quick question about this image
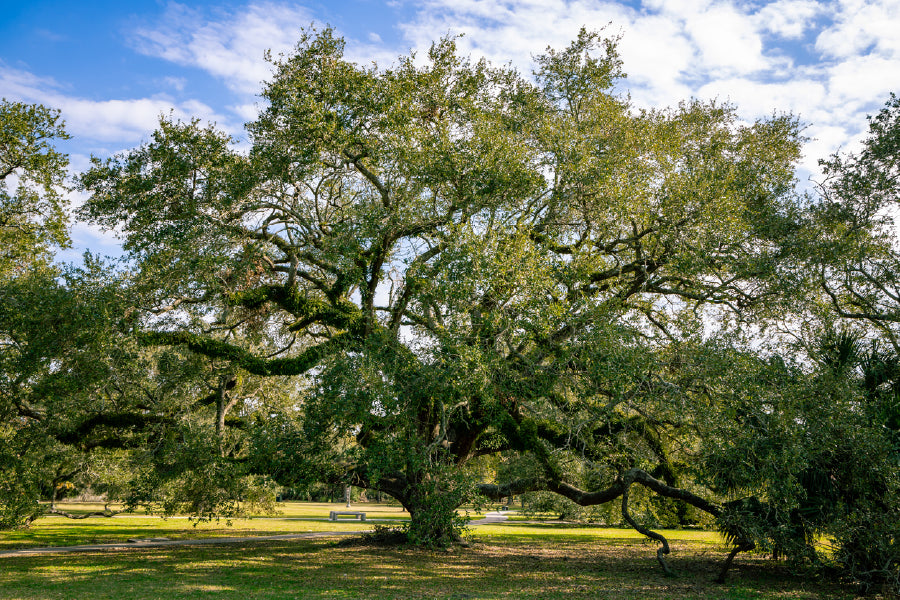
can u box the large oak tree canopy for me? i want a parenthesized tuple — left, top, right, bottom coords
(79, 28, 807, 545)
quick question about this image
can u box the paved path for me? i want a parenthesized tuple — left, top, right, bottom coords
(0, 512, 511, 558)
(468, 510, 510, 526)
(0, 531, 364, 558)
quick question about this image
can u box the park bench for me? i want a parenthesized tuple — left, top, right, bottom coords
(329, 510, 366, 521)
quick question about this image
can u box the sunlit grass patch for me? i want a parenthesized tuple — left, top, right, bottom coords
(0, 512, 372, 551)
(0, 503, 860, 599)
(469, 521, 726, 546)
(0, 535, 855, 599)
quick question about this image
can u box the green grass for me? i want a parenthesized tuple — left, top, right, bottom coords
(0, 502, 408, 550)
(0, 502, 499, 551)
(0, 504, 860, 599)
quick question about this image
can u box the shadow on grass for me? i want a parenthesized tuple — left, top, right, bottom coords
(0, 536, 857, 600)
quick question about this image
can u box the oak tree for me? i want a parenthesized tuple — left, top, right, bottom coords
(80, 28, 807, 547)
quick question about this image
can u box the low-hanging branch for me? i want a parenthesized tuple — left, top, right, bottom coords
(477, 468, 721, 517)
(54, 412, 176, 448)
(621, 481, 674, 577)
(478, 468, 726, 579)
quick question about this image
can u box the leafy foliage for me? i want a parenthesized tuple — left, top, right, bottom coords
(5, 29, 900, 595)
(0, 100, 70, 277)
(75, 27, 809, 548)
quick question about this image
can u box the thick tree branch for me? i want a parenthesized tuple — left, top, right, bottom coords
(139, 330, 356, 376)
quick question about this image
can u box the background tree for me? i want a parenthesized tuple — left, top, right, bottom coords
(0, 100, 71, 526)
(0, 99, 70, 277)
(0, 100, 280, 524)
(780, 93, 900, 592)
(0, 256, 288, 526)
(813, 94, 900, 346)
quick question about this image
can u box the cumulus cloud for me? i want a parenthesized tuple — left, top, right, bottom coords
(162, 76, 187, 91)
(62, 99, 192, 141)
(689, 6, 767, 73)
(815, 0, 900, 59)
(0, 63, 235, 156)
(646, 0, 768, 75)
(616, 15, 696, 106)
(696, 77, 826, 117)
(756, 0, 823, 39)
(826, 55, 900, 108)
(812, 0, 900, 119)
(131, 1, 314, 95)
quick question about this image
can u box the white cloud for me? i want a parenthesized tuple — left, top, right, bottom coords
(825, 54, 900, 109)
(616, 15, 696, 106)
(805, 124, 861, 165)
(131, 1, 314, 95)
(0, 65, 62, 102)
(642, 0, 713, 13)
(342, 40, 412, 69)
(61, 98, 188, 142)
(0, 64, 234, 147)
(685, 4, 767, 74)
(816, 0, 900, 59)
(162, 76, 187, 91)
(756, 0, 823, 39)
(697, 77, 825, 117)
(643, 1, 769, 75)
(231, 102, 263, 123)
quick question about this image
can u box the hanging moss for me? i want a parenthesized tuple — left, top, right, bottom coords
(227, 284, 363, 333)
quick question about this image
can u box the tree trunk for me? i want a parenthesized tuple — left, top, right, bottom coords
(405, 498, 462, 547)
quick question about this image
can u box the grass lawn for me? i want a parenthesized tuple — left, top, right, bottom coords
(0, 502, 497, 551)
(0, 503, 861, 599)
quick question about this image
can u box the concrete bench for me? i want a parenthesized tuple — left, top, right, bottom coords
(329, 511, 366, 521)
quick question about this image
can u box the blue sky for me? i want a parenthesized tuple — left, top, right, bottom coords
(2, 0, 899, 261)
